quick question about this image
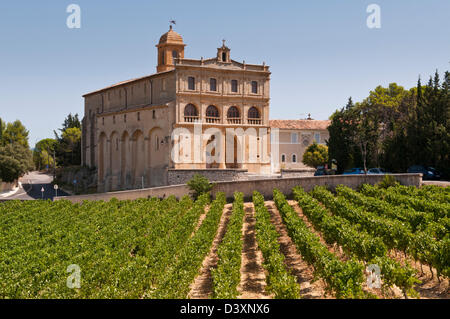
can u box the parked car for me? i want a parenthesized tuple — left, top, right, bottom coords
(342, 168, 365, 175)
(314, 166, 337, 176)
(407, 165, 441, 180)
(368, 168, 391, 175)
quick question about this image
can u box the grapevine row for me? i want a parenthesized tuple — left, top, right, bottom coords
(273, 189, 366, 299)
(253, 191, 301, 299)
(293, 187, 419, 298)
(151, 192, 227, 299)
(212, 192, 245, 299)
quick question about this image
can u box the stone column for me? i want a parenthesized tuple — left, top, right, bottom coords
(144, 136, 150, 188)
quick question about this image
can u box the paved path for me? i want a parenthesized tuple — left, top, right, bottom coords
(1, 171, 69, 200)
(422, 181, 450, 187)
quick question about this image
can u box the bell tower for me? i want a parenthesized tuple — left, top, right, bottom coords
(156, 25, 186, 73)
(217, 40, 231, 63)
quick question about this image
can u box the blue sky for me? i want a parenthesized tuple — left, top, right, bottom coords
(0, 0, 449, 146)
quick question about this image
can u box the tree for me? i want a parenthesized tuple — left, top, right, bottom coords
(327, 70, 449, 178)
(62, 127, 81, 165)
(302, 142, 329, 168)
(33, 138, 58, 170)
(0, 143, 33, 182)
(54, 114, 82, 167)
(0, 118, 4, 142)
(327, 98, 357, 173)
(1, 120, 30, 148)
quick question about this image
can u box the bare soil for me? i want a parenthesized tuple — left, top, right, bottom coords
(188, 204, 233, 299)
(265, 201, 329, 299)
(388, 250, 450, 299)
(237, 203, 272, 299)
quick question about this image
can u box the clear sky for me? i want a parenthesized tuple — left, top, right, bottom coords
(0, 0, 449, 147)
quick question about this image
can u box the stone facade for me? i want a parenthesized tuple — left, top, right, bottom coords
(82, 26, 272, 192)
(270, 119, 331, 173)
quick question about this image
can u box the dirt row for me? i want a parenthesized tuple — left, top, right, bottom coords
(188, 199, 449, 299)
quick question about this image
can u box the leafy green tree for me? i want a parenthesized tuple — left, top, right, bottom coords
(54, 114, 82, 167)
(33, 138, 58, 170)
(1, 120, 30, 148)
(327, 98, 357, 173)
(302, 142, 329, 168)
(0, 143, 33, 182)
(0, 118, 5, 142)
(62, 127, 81, 165)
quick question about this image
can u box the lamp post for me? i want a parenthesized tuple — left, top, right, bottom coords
(41, 187, 44, 200)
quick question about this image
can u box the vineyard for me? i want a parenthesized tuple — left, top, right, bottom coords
(0, 184, 448, 299)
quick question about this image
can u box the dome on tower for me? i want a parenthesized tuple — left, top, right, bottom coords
(159, 26, 184, 45)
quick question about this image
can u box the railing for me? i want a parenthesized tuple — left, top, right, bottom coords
(227, 118, 242, 124)
(184, 116, 200, 123)
(206, 117, 221, 124)
(248, 118, 262, 125)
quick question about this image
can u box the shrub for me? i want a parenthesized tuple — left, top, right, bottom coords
(187, 174, 213, 199)
(302, 142, 328, 168)
(377, 175, 399, 189)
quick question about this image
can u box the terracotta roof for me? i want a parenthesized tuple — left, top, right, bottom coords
(269, 119, 331, 130)
(82, 70, 174, 97)
(159, 27, 184, 45)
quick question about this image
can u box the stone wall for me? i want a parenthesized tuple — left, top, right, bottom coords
(0, 181, 17, 193)
(55, 184, 190, 204)
(167, 169, 249, 185)
(56, 173, 422, 204)
(211, 174, 422, 200)
(281, 168, 316, 178)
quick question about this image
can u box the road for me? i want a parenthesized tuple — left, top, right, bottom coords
(2, 171, 69, 200)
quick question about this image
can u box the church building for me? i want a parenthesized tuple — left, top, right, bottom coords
(81, 26, 273, 192)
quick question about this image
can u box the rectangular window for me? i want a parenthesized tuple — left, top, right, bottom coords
(231, 80, 238, 93)
(314, 133, 320, 144)
(188, 77, 195, 90)
(153, 110, 156, 119)
(124, 114, 127, 123)
(113, 115, 116, 124)
(251, 81, 258, 94)
(137, 112, 140, 121)
(210, 78, 217, 91)
(291, 132, 298, 144)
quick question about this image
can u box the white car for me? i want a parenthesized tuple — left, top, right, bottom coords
(367, 168, 390, 175)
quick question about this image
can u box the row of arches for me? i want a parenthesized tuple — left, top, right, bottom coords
(184, 104, 261, 119)
(98, 128, 166, 190)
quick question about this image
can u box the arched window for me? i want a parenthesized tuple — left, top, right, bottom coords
(184, 104, 198, 122)
(160, 52, 165, 65)
(206, 105, 220, 123)
(206, 105, 219, 118)
(248, 107, 260, 119)
(172, 50, 178, 59)
(227, 106, 240, 118)
(292, 154, 297, 163)
(184, 104, 198, 117)
(281, 154, 286, 163)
